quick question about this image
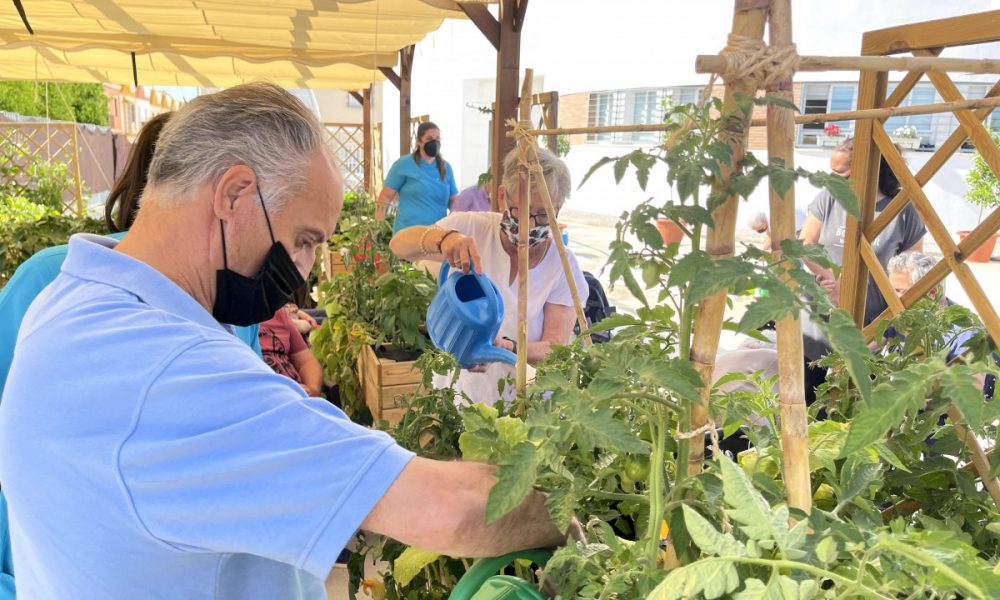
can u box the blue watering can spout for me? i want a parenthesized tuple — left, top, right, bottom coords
(470, 343, 517, 367)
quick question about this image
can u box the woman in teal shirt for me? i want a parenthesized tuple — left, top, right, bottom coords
(376, 121, 459, 233)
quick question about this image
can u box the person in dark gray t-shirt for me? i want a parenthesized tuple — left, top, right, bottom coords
(799, 138, 926, 361)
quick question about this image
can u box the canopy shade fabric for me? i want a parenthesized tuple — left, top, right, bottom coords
(1, 0, 480, 89)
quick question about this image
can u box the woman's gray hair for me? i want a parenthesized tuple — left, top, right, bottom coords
(501, 146, 571, 210)
(888, 251, 944, 296)
(145, 82, 326, 211)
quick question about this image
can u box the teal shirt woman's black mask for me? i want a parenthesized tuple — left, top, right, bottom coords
(212, 183, 305, 327)
(423, 139, 440, 157)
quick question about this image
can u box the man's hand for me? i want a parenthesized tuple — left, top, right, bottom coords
(440, 233, 483, 275)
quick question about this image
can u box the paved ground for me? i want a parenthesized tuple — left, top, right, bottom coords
(325, 211, 1000, 599)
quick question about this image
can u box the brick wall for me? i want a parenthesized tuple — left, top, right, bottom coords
(558, 92, 589, 145)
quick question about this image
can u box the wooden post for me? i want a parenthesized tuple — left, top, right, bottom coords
(362, 86, 373, 193)
(838, 68, 887, 325)
(493, 0, 526, 209)
(545, 91, 559, 154)
(399, 45, 415, 158)
(515, 70, 534, 397)
(686, 0, 767, 477)
(70, 123, 84, 216)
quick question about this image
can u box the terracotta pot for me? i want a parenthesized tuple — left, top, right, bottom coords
(655, 217, 685, 245)
(958, 230, 999, 263)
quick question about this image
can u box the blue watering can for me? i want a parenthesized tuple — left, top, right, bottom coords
(427, 261, 517, 369)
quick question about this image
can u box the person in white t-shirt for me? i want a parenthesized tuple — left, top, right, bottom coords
(390, 147, 587, 405)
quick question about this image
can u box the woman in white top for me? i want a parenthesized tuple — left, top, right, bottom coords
(389, 147, 587, 405)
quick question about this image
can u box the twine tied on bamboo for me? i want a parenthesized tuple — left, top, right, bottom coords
(719, 33, 801, 88)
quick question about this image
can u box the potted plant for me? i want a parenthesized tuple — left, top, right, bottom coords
(310, 217, 435, 424)
(961, 132, 1000, 262)
(818, 122, 845, 147)
(890, 124, 922, 150)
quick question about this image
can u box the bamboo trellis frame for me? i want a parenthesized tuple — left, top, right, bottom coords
(691, 5, 1000, 511)
(0, 121, 84, 216)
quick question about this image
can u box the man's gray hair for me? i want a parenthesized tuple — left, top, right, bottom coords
(146, 82, 326, 211)
(501, 146, 571, 210)
(888, 251, 944, 296)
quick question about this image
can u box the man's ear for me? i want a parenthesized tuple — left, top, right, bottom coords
(212, 164, 257, 221)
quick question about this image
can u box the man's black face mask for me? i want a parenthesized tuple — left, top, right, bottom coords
(212, 183, 305, 327)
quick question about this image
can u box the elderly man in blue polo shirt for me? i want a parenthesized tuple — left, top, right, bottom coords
(0, 83, 567, 599)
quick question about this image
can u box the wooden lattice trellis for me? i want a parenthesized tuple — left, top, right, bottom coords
(409, 114, 430, 150)
(323, 123, 365, 194)
(0, 121, 84, 215)
(841, 17, 1000, 348)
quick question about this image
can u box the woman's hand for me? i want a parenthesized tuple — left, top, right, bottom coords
(440, 232, 483, 274)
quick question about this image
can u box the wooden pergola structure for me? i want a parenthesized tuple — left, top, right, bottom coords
(508, 3, 1000, 515)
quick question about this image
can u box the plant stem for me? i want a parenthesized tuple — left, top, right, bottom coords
(646, 415, 667, 563)
(618, 392, 682, 412)
(697, 557, 894, 600)
(587, 490, 650, 504)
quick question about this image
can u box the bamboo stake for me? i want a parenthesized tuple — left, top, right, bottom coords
(515, 70, 534, 398)
(685, 1, 768, 477)
(696, 53, 1000, 75)
(949, 406, 1000, 508)
(511, 132, 592, 347)
(764, 0, 811, 515)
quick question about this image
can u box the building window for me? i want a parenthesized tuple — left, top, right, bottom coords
(587, 91, 625, 142)
(798, 83, 857, 145)
(884, 83, 936, 144)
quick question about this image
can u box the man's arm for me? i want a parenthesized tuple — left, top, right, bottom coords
(290, 349, 323, 397)
(361, 458, 566, 557)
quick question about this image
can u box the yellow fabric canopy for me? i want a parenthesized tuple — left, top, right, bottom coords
(1, 0, 480, 89)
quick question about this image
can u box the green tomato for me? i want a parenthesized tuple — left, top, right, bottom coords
(639, 422, 654, 443)
(624, 455, 651, 482)
(813, 483, 837, 511)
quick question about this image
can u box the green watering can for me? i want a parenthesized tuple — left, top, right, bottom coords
(448, 549, 551, 600)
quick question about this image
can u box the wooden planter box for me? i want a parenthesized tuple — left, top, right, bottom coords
(320, 247, 351, 281)
(358, 344, 422, 426)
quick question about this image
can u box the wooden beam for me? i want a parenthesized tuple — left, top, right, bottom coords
(513, 0, 529, 32)
(696, 53, 1000, 75)
(545, 91, 558, 153)
(349, 91, 364, 105)
(460, 3, 500, 51)
(378, 67, 401, 91)
(399, 45, 415, 158)
(838, 68, 887, 326)
(862, 10, 1000, 55)
(491, 0, 523, 208)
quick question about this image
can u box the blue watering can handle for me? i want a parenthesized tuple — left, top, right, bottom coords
(448, 549, 552, 600)
(438, 259, 451, 288)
